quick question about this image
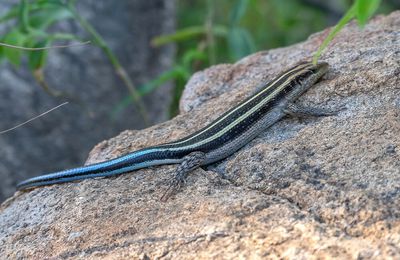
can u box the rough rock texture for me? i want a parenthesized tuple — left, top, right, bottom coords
(1, 11, 400, 259)
(0, 0, 175, 202)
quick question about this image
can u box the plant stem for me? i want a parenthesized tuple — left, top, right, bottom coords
(312, 4, 356, 65)
(68, 5, 149, 125)
(33, 68, 81, 103)
(151, 25, 227, 47)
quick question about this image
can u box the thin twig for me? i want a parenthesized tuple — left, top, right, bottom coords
(0, 102, 69, 134)
(0, 41, 91, 51)
(33, 69, 82, 104)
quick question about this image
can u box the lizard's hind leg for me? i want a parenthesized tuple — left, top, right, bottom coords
(161, 151, 206, 201)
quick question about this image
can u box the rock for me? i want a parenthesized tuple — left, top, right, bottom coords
(1, 11, 400, 259)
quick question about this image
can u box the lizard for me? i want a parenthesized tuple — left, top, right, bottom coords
(17, 61, 340, 200)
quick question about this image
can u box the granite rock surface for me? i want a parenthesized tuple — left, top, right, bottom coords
(1, 11, 400, 259)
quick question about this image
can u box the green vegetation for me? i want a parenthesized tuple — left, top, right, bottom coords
(154, 0, 394, 115)
(0, 0, 397, 120)
(313, 0, 383, 64)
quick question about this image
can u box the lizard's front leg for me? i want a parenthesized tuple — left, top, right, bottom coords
(283, 102, 345, 117)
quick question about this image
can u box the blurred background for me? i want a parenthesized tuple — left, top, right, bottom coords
(0, 0, 398, 201)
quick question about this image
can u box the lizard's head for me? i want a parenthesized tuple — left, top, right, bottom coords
(293, 61, 329, 83)
(312, 61, 329, 79)
(281, 61, 329, 100)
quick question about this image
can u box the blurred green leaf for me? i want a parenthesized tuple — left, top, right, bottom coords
(18, 0, 30, 33)
(139, 67, 187, 96)
(0, 44, 4, 62)
(36, 0, 65, 7)
(228, 27, 255, 60)
(29, 6, 73, 30)
(313, 0, 383, 64)
(28, 40, 50, 70)
(111, 65, 191, 119)
(152, 26, 203, 46)
(0, 1, 66, 23)
(152, 25, 227, 47)
(230, 0, 249, 25)
(24, 28, 49, 41)
(0, 6, 19, 23)
(111, 68, 180, 118)
(356, 0, 381, 26)
(182, 49, 207, 68)
(2, 29, 27, 66)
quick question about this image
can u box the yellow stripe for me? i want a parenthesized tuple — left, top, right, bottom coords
(167, 66, 313, 150)
(162, 63, 314, 147)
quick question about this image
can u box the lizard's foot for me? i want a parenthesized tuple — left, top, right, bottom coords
(160, 151, 205, 202)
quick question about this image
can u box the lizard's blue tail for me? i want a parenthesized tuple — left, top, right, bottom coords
(17, 148, 181, 190)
